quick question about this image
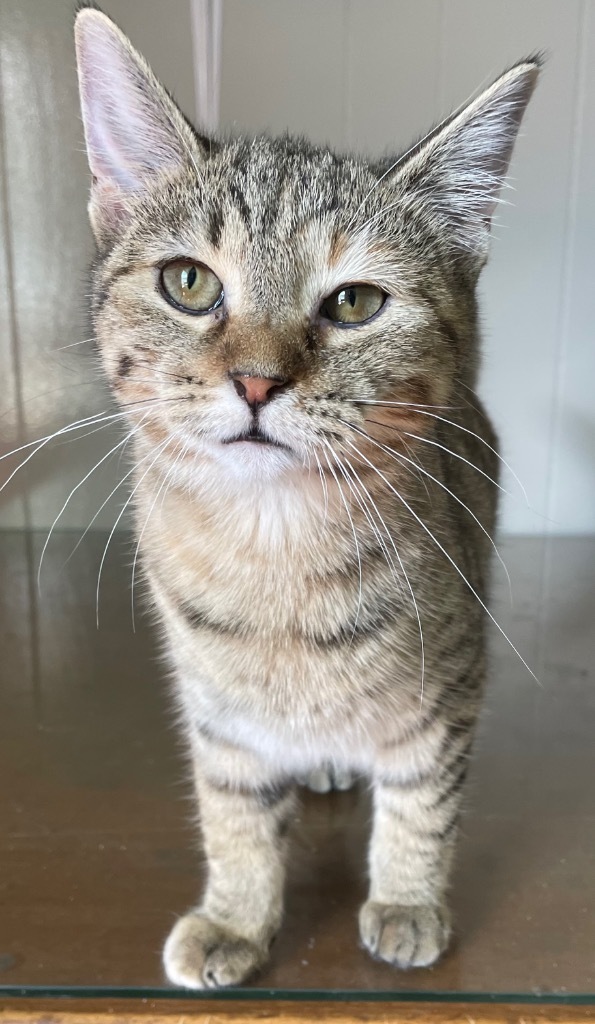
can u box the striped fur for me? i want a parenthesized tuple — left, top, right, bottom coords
(75, 7, 539, 989)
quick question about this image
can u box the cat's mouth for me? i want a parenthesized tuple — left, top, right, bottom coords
(222, 425, 289, 450)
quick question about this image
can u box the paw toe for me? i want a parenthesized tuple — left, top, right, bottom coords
(303, 766, 357, 793)
(163, 913, 265, 989)
(359, 901, 450, 969)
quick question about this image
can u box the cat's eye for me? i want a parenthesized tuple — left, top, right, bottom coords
(320, 284, 386, 325)
(159, 259, 223, 314)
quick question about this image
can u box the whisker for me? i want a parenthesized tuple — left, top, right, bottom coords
(344, 437, 539, 684)
(321, 444, 363, 645)
(0, 411, 123, 498)
(333, 448, 401, 589)
(53, 337, 95, 351)
(342, 418, 512, 601)
(403, 430, 509, 496)
(337, 445, 426, 707)
(115, 421, 139, 474)
(311, 448, 330, 532)
(120, 396, 191, 411)
(0, 396, 185, 467)
(0, 381, 115, 423)
(0, 399, 187, 504)
(0, 409, 112, 464)
(353, 398, 456, 410)
(134, 361, 197, 382)
(54, 420, 122, 447)
(416, 409, 530, 505)
(117, 377, 166, 386)
(131, 441, 188, 632)
(62, 412, 160, 570)
(361, 421, 434, 497)
(37, 422, 142, 592)
(363, 411, 525, 504)
(401, 434, 431, 500)
(96, 437, 172, 628)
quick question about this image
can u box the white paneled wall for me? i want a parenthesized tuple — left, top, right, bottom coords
(0, 0, 196, 530)
(220, 0, 595, 535)
(0, 0, 593, 534)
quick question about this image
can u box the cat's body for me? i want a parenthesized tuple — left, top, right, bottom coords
(75, 8, 538, 989)
(139, 393, 495, 772)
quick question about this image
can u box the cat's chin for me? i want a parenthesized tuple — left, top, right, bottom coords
(209, 437, 301, 483)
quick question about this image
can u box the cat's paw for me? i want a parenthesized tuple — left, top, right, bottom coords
(359, 901, 451, 969)
(302, 766, 356, 793)
(163, 913, 267, 989)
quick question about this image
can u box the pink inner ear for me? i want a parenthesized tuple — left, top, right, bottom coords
(76, 11, 187, 193)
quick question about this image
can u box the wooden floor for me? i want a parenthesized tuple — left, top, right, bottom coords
(0, 532, 594, 1007)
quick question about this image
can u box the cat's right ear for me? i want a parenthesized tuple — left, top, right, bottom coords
(389, 58, 540, 268)
(75, 7, 203, 245)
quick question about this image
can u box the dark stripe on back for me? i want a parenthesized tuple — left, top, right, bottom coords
(434, 812, 460, 844)
(311, 594, 403, 649)
(307, 542, 387, 585)
(177, 590, 401, 650)
(381, 700, 444, 749)
(433, 758, 470, 807)
(178, 601, 245, 639)
(195, 720, 220, 744)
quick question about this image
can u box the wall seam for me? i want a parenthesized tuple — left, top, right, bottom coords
(190, 0, 224, 132)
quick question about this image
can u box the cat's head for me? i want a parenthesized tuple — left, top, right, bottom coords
(75, 9, 538, 490)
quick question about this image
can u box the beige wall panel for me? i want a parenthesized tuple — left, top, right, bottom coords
(0, 0, 193, 531)
(220, 0, 346, 146)
(219, 0, 590, 534)
(1, 1, 593, 534)
(0, 51, 26, 528)
(547, 0, 595, 533)
(101, 0, 197, 123)
(346, 0, 444, 156)
(0, 0, 113, 531)
(438, 0, 583, 535)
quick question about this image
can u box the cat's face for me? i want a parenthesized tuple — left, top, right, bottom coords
(77, 9, 538, 489)
(94, 137, 457, 484)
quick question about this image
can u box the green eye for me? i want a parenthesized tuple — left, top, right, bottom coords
(321, 284, 386, 325)
(160, 259, 223, 314)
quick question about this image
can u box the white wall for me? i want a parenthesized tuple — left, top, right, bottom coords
(219, 0, 595, 535)
(0, 0, 593, 535)
(0, 0, 196, 530)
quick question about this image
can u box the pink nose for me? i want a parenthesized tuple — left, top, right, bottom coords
(231, 375, 286, 407)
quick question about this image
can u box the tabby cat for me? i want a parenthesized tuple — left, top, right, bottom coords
(74, 7, 538, 989)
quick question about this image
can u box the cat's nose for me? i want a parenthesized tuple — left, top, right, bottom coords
(231, 374, 288, 409)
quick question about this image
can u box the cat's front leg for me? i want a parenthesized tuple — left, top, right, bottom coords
(163, 728, 296, 989)
(360, 713, 473, 970)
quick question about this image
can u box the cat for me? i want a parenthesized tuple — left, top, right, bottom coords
(74, 6, 538, 989)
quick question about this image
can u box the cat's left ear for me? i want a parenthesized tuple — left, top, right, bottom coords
(75, 7, 205, 244)
(392, 58, 541, 264)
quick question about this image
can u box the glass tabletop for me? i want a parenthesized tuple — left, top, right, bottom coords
(0, 532, 593, 1005)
